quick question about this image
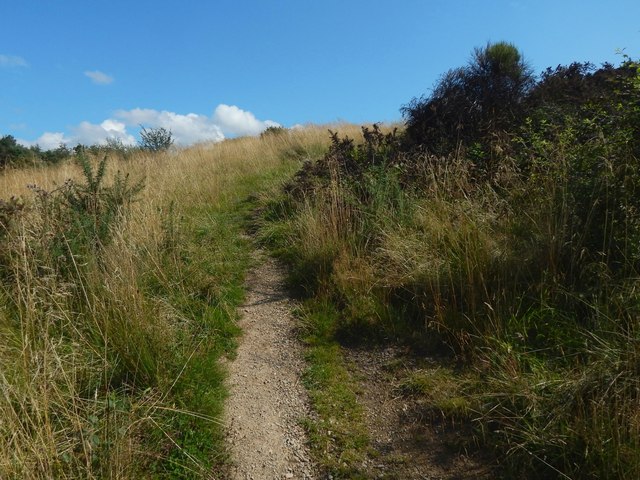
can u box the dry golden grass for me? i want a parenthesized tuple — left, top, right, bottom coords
(0, 124, 363, 478)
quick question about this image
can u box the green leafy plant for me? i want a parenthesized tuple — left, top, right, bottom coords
(29, 154, 144, 274)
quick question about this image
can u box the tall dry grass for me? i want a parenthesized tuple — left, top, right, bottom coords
(0, 124, 361, 478)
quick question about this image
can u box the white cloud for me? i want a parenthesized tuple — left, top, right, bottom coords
(115, 108, 225, 145)
(0, 54, 28, 68)
(22, 104, 278, 150)
(213, 104, 280, 136)
(26, 132, 69, 150)
(84, 70, 114, 85)
(71, 119, 136, 146)
(20, 120, 135, 149)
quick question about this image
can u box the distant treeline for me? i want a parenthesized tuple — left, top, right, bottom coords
(0, 126, 175, 167)
(0, 134, 76, 167)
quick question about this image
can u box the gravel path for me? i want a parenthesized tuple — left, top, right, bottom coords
(225, 254, 316, 480)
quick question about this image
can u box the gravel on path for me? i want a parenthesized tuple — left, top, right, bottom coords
(225, 255, 316, 480)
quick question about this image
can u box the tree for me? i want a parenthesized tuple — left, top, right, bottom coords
(402, 41, 535, 156)
(139, 126, 174, 152)
(0, 135, 31, 167)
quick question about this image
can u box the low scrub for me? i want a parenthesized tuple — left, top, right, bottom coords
(263, 53, 640, 479)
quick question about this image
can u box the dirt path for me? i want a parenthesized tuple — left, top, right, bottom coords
(225, 254, 316, 480)
(345, 347, 492, 479)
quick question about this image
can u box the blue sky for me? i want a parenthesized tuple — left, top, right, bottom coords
(1, 0, 638, 149)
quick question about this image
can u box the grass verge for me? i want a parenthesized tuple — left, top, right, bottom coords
(298, 300, 370, 478)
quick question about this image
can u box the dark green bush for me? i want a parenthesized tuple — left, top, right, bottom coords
(273, 47, 640, 479)
(0, 135, 34, 167)
(139, 126, 174, 152)
(517, 59, 640, 289)
(260, 125, 287, 138)
(402, 42, 535, 161)
(285, 124, 404, 201)
(1, 134, 76, 167)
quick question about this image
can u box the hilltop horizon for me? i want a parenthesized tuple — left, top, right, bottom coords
(2, 0, 638, 150)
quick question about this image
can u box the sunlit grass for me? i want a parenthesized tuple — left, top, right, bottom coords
(0, 124, 362, 478)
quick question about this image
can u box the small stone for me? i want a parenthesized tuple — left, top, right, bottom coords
(285, 473, 294, 479)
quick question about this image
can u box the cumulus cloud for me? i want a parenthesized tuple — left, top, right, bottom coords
(114, 108, 225, 145)
(84, 70, 114, 85)
(0, 54, 28, 68)
(213, 104, 280, 136)
(20, 120, 135, 150)
(71, 119, 136, 145)
(32, 132, 68, 150)
(22, 104, 278, 150)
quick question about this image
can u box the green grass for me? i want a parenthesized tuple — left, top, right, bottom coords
(0, 124, 369, 479)
(257, 176, 375, 478)
(297, 300, 370, 478)
(147, 163, 301, 478)
(145, 206, 246, 478)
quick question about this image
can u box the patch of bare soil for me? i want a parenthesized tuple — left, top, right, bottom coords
(345, 346, 493, 480)
(224, 255, 316, 480)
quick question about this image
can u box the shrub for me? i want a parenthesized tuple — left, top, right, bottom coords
(402, 41, 535, 160)
(0, 135, 33, 167)
(260, 125, 287, 138)
(29, 154, 144, 275)
(270, 53, 640, 480)
(139, 126, 174, 152)
(285, 124, 404, 201)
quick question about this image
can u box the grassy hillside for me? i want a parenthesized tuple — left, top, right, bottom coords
(1, 44, 638, 480)
(0, 124, 362, 479)
(258, 52, 640, 479)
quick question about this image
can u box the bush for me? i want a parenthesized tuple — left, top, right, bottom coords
(270, 51, 640, 480)
(29, 154, 144, 275)
(0, 135, 34, 167)
(402, 41, 535, 160)
(285, 124, 404, 201)
(260, 125, 287, 138)
(139, 126, 174, 152)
